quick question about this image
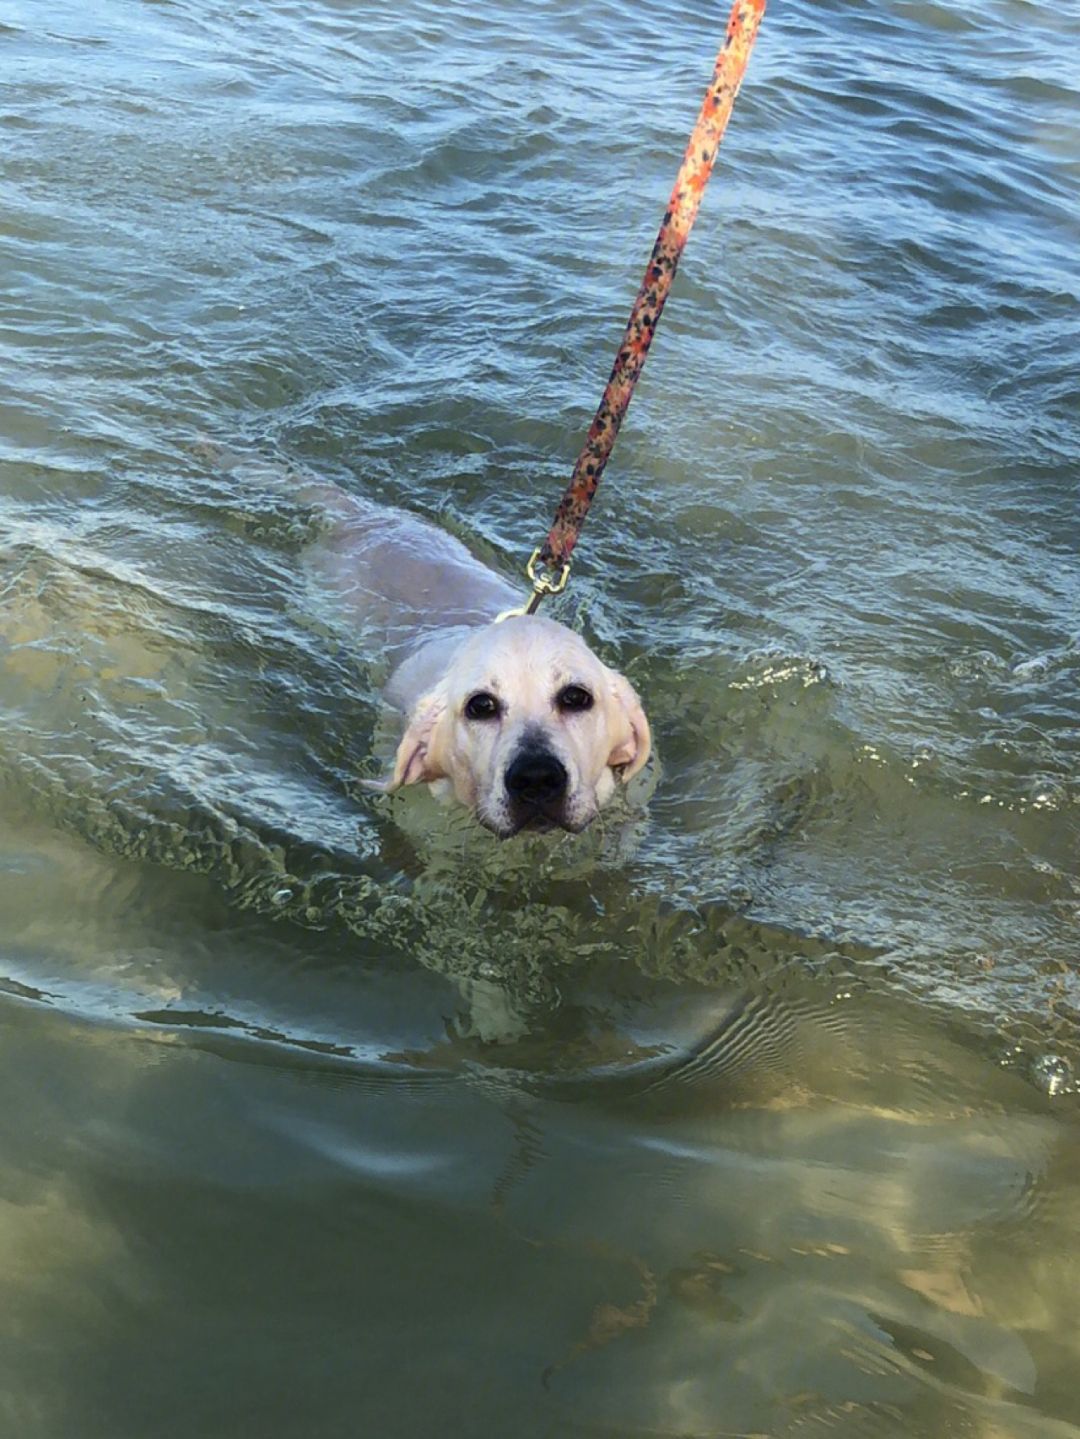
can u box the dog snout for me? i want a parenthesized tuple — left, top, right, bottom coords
(504, 747, 568, 808)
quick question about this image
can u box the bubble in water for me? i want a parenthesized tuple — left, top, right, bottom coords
(1012, 652, 1057, 681)
(1029, 779, 1066, 811)
(1031, 1053, 1073, 1097)
(948, 650, 1006, 680)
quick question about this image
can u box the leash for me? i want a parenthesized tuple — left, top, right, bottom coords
(503, 0, 766, 618)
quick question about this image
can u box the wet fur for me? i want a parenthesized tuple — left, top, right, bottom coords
(297, 479, 651, 837)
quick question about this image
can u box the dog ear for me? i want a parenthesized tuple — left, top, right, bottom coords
(606, 670, 652, 782)
(386, 687, 450, 792)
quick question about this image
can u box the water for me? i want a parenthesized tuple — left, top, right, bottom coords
(2, 0, 1079, 1432)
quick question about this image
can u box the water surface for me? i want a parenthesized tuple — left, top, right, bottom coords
(1, 0, 1079, 1433)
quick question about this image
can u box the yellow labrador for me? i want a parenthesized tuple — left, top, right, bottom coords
(299, 477, 650, 838)
(385, 613, 649, 837)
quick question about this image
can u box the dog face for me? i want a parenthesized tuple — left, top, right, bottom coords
(388, 616, 650, 837)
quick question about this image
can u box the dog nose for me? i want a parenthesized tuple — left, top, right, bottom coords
(505, 749, 568, 806)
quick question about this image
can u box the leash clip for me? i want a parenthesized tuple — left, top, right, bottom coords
(495, 547, 571, 622)
(526, 547, 571, 599)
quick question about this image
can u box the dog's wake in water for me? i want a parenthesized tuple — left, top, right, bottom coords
(1, 443, 1075, 1074)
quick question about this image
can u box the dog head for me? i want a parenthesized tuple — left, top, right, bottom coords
(387, 615, 650, 837)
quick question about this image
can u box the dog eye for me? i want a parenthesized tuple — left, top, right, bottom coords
(556, 684, 594, 713)
(464, 691, 501, 721)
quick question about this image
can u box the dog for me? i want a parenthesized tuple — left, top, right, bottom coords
(297, 476, 652, 838)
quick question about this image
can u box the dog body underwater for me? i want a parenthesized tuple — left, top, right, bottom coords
(300, 478, 651, 838)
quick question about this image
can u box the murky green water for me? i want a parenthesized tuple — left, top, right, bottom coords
(2, 0, 1079, 1432)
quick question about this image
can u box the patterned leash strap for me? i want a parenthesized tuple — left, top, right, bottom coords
(520, 0, 765, 613)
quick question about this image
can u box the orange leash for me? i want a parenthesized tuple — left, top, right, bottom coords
(520, 0, 765, 612)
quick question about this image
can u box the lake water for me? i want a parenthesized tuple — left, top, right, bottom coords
(2, 0, 1079, 1433)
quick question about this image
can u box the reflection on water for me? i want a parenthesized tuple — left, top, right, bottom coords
(1, 0, 1079, 1430)
(2, 937, 1079, 1438)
